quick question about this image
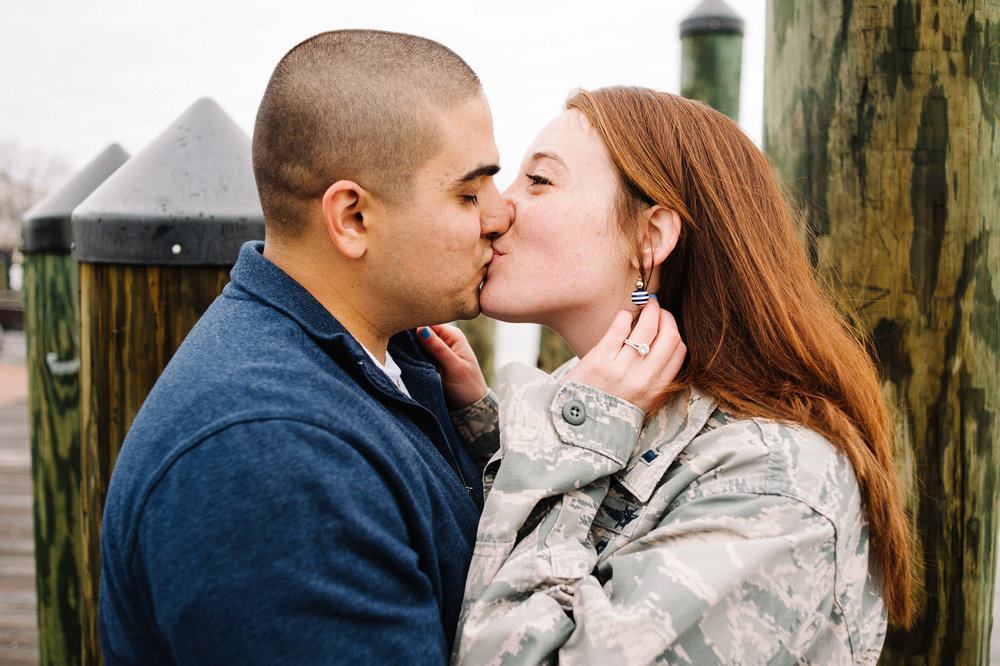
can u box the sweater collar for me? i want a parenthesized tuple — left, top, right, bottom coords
(228, 241, 436, 387)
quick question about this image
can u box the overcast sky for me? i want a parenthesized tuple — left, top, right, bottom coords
(2, 0, 768, 366)
(1, 0, 767, 188)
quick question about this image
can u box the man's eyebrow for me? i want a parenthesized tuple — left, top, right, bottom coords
(455, 164, 501, 185)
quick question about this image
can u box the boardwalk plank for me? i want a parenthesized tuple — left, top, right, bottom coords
(0, 363, 39, 666)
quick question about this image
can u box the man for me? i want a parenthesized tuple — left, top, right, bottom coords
(99, 30, 508, 664)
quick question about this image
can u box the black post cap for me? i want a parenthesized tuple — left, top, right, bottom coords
(680, 0, 745, 36)
(20, 144, 130, 254)
(72, 98, 264, 266)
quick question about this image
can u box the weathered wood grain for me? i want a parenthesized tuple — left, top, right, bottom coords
(22, 253, 82, 665)
(0, 398, 39, 666)
(765, 1, 1000, 663)
(78, 263, 230, 665)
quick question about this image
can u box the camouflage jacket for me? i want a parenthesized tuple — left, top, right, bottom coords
(448, 361, 886, 665)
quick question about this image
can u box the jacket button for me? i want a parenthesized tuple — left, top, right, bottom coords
(562, 399, 586, 426)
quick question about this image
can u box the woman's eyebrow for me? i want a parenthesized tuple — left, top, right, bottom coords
(530, 151, 566, 167)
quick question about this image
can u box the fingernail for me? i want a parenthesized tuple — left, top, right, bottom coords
(419, 327, 432, 339)
(649, 294, 658, 301)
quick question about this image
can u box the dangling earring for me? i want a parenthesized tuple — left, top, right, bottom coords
(631, 238, 652, 306)
(631, 278, 650, 306)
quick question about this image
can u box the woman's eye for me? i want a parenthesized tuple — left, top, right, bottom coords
(462, 194, 479, 205)
(526, 173, 551, 186)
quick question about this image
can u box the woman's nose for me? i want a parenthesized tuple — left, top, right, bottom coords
(482, 189, 511, 237)
(504, 198, 515, 226)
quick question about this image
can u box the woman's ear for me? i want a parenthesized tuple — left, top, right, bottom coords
(321, 180, 371, 259)
(644, 205, 681, 269)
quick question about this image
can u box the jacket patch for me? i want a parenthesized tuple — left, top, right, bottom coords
(594, 495, 643, 537)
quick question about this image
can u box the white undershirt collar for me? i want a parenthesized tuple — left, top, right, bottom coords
(359, 344, 411, 398)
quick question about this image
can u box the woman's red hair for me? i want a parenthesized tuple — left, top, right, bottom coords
(567, 87, 913, 627)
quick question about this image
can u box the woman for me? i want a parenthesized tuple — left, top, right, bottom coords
(419, 87, 912, 664)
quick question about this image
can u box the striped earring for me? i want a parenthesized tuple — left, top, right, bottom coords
(631, 278, 650, 306)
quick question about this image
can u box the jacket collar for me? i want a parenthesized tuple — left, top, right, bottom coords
(228, 241, 478, 504)
(617, 386, 718, 503)
(228, 241, 437, 396)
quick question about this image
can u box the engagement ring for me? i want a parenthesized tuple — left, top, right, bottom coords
(623, 339, 650, 356)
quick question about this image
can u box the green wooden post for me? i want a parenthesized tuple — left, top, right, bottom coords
(537, 327, 575, 374)
(456, 315, 496, 385)
(680, 0, 745, 121)
(72, 99, 264, 664)
(0, 250, 10, 291)
(20, 144, 129, 666)
(764, 1, 1000, 662)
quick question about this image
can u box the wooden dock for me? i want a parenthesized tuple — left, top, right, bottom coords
(0, 329, 38, 665)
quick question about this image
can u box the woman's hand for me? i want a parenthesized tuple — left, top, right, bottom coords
(417, 324, 489, 409)
(565, 299, 686, 413)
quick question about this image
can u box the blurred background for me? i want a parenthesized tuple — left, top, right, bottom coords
(0, 0, 766, 364)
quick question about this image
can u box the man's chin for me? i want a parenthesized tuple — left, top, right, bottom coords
(453, 300, 482, 322)
(427, 292, 482, 325)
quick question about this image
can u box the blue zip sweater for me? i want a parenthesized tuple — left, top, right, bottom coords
(100, 241, 484, 665)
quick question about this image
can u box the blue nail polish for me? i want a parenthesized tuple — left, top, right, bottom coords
(419, 327, 431, 339)
(649, 294, 658, 301)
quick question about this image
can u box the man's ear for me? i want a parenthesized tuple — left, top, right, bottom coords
(643, 205, 681, 269)
(321, 180, 372, 259)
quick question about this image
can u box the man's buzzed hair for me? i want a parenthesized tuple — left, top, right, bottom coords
(252, 29, 482, 237)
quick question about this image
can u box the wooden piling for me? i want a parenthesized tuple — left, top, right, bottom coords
(77, 263, 230, 662)
(21, 144, 128, 666)
(680, 0, 745, 121)
(22, 253, 81, 666)
(71, 99, 263, 664)
(764, 1, 1000, 662)
(537, 327, 575, 374)
(456, 315, 496, 385)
